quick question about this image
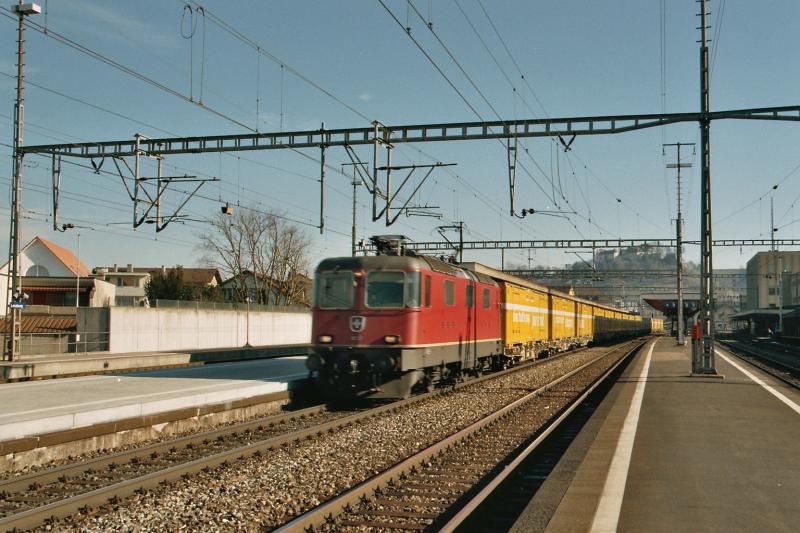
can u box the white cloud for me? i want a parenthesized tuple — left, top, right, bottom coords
(357, 93, 373, 101)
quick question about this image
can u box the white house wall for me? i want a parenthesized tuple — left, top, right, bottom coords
(1, 240, 83, 313)
(108, 307, 311, 353)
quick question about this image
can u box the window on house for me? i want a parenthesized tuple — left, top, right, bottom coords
(25, 265, 49, 276)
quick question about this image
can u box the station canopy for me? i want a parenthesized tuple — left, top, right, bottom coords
(642, 293, 701, 316)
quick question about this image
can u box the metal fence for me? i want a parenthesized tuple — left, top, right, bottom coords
(1, 331, 109, 359)
(154, 299, 309, 313)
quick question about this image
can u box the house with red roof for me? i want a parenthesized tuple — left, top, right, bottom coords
(0, 236, 115, 314)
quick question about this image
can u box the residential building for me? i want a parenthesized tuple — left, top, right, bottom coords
(220, 270, 311, 306)
(0, 236, 115, 313)
(93, 265, 150, 306)
(93, 265, 222, 306)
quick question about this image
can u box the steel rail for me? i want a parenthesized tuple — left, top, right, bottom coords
(0, 348, 571, 530)
(439, 339, 646, 531)
(275, 339, 645, 532)
(717, 340, 800, 387)
(0, 403, 328, 494)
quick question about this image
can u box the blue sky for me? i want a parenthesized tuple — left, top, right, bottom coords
(0, 0, 799, 273)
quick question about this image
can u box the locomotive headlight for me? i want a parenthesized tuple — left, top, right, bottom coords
(317, 334, 333, 344)
(384, 335, 400, 344)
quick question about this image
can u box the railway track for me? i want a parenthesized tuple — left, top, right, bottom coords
(279, 339, 645, 532)
(0, 403, 371, 530)
(0, 341, 643, 531)
(717, 339, 800, 388)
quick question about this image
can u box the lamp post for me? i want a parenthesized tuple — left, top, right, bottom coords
(75, 233, 80, 309)
(5, 2, 41, 362)
(244, 295, 251, 347)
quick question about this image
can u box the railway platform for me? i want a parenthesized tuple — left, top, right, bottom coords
(0, 356, 309, 447)
(513, 336, 800, 533)
(0, 343, 311, 382)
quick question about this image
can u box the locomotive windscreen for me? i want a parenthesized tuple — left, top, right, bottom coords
(316, 271, 354, 309)
(366, 271, 421, 308)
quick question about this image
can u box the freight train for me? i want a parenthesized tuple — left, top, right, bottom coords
(306, 240, 660, 398)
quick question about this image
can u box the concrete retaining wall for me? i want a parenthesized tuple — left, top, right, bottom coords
(108, 307, 311, 353)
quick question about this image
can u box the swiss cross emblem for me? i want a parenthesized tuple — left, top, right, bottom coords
(350, 316, 366, 332)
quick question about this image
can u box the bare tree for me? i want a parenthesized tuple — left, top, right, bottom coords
(199, 207, 311, 306)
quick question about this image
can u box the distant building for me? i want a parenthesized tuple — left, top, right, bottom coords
(220, 270, 311, 306)
(0, 236, 115, 313)
(745, 251, 800, 310)
(714, 268, 746, 331)
(93, 265, 222, 306)
(93, 264, 150, 306)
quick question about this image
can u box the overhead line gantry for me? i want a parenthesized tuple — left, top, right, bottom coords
(19, 106, 800, 158)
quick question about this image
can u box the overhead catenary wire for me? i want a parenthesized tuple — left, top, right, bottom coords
(184, 0, 373, 125)
(0, 9, 254, 132)
(385, 0, 584, 233)
(0, 2, 528, 267)
(469, 0, 665, 236)
(451, 0, 620, 237)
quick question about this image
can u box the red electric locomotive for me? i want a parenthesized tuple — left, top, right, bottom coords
(306, 238, 502, 397)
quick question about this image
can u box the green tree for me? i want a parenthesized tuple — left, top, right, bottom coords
(145, 267, 225, 305)
(145, 267, 189, 305)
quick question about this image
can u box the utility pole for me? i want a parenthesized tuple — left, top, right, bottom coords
(697, 0, 717, 374)
(319, 122, 325, 235)
(778, 254, 783, 334)
(5, 2, 40, 362)
(75, 233, 80, 309)
(771, 198, 782, 333)
(342, 162, 364, 257)
(664, 142, 694, 345)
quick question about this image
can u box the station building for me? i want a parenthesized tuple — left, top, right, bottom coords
(745, 250, 800, 309)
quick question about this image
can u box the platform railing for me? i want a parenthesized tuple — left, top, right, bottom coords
(0, 331, 110, 359)
(154, 299, 309, 313)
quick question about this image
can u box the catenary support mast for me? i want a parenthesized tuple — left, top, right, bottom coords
(5, 2, 40, 362)
(698, 0, 716, 373)
(664, 142, 693, 345)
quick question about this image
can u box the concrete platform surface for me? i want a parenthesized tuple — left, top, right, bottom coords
(0, 356, 308, 441)
(0, 344, 310, 381)
(517, 337, 800, 533)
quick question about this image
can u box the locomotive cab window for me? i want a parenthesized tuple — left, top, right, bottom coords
(406, 271, 421, 308)
(366, 271, 405, 308)
(444, 280, 455, 306)
(424, 276, 431, 307)
(482, 287, 490, 309)
(316, 272, 354, 309)
(465, 285, 474, 308)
